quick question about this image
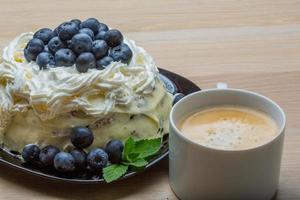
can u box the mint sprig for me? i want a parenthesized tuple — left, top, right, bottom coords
(103, 137, 162, 183)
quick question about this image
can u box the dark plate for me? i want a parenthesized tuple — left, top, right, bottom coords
(0, 68, 200, 184)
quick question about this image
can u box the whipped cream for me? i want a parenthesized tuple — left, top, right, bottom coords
(0, 33, 161, 121)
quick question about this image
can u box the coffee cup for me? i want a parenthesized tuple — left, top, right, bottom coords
(169, 84, 286, 200)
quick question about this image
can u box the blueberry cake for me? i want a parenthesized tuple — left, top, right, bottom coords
(0, 18, 173, 153)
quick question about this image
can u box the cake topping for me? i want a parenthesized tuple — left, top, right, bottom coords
(33, 28, 54, 44)
(23, 18, 133, 72)
(54, 48, 76, 66)
(48, 36, 65, 53)
(36, 52, 55, 69)
(92, 40, 108, 59)
(104, 29, 123, 47)
(75, 52, 96, 73)
(57, 22, 79, 41)
(79, 28, 95, 40)
(24, 38, 44, 62)
(71, 33, 93, 54)
(80, 18, 101, 35)
(97, 56, 113, 69)
(110, 43, 133, 64)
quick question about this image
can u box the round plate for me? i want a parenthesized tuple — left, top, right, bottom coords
(0, 68, 200, 184)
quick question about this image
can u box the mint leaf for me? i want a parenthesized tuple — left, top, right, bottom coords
(123, 137, 135, 161)
(124, 158, 148, 167)
(127, 152, 139, 162)
(103, 164, 128, 183)
(133, 138, 162, 158)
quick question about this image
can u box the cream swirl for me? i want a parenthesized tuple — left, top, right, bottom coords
(0, 33, 161, 121)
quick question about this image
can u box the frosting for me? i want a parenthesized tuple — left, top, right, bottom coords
(0, 33, 162, 121)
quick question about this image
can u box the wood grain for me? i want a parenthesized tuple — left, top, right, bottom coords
(0, 0, 299, 199)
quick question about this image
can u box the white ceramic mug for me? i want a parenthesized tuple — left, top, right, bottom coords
(169, 84, 286, 200)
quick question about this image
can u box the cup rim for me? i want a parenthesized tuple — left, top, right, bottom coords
(170, 88, 286, 152)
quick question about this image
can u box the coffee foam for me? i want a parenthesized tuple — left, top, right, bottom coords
(179, 105, 278, 150)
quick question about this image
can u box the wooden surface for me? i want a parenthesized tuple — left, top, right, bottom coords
(0, 0, 299, 199)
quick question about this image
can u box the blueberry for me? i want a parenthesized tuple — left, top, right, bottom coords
(22, 144, 40, 163)
(173, 93, 185, 105)
(79, 28, 94, 40)
(39, 145, 60, 167)
(54, 152, 76, 172)
(105, 140, 124, 163)
(92, 40, 108, 59)
(33, 28, 54, 44)
(53, 28, 58, 37)
(110, 43, 132, 64)
(54, 48, 76, 67)
(57, 21, 79, 41)
(48, 36, 65, 53)
(76, 52, 96, 73)
(24, 38, 45, 62)
(70, 149, 87, 170)
(70, 19, 81, 29)
(71, 127, 94, 148)
(87, 148, 108, 170)
(70, 33, 93, 54)
(98, 23, 108, 32)
(96, 56, 113, 69)
(80, 18, 100, 34)
(95, 31, 106, 40)
(36, 52, 55, 69)
(104, 29, 123, 47)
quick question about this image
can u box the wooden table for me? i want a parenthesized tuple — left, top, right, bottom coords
(0, 0, 299, 199)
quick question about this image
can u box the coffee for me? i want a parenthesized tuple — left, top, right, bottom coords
(178, 105, 278, 150)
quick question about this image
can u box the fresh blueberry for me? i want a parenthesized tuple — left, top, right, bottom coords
(92, 40, 108, 59)
(57, 21, 79, 41)
(104, 29, 123, 47)
(71, 127, 94, 148)
(79, 28, 94, 40)
(70, 149, 87, 170)
(87, 148, 108, 170)
(48, 36, 65, 53)
(98, 23, 108, 32)
(159, 74, 177, 94)
(70, 19, 82, 29)
(80, 18, 100, 34)
(95, 31, 106, 40)
(105, 139, 124, 163)
(54, 48, 76, 67)
(70, 33, 93, 54)
(36, 52, 55, 69)
(96, 56, 113, 69)
(173, 93, 185, 105)
(76, 52, 96, 73)
(53, 28, 58, 37)
(110, 43, 132, 64)
(54, 152, 76, 172)
(33, 28, 54, 44)
(22, 144, 40, 163)
(39, 145, 60, 167)
(24, 38, 45, 62)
